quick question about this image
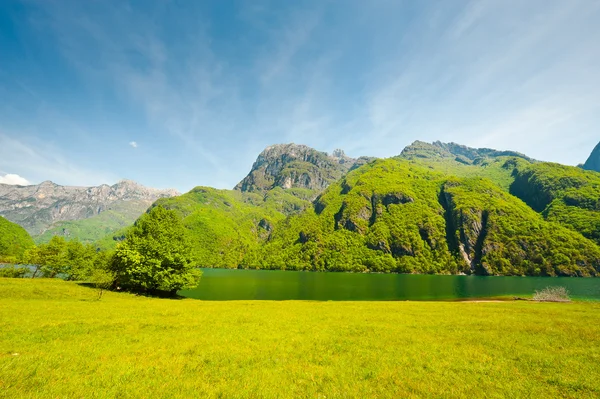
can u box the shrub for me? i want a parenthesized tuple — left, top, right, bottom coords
(0, 265, 29, 278)
(533, 286, 571, 302)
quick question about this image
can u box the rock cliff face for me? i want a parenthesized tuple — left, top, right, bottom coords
(583, 142, 600, 172)
(0, 180, 179, 237)
(234, 143, 373, 194)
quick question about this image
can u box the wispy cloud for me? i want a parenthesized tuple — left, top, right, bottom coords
(2, 0, 599, 191)
(129, 141, 138, 148)
(356, 0, 600, 162)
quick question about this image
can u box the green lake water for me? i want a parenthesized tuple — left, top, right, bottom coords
(179, 268, 600, 301)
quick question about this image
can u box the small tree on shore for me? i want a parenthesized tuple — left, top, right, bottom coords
(110, 206, 201, 295)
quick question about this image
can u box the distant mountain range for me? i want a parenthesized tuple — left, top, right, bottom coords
(2, 140, 599, 277)
(0, 180, 178, 243)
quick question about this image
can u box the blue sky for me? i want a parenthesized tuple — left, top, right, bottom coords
(1, 0, 599, 192)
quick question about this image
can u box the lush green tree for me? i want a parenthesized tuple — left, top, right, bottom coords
(64, 240, 99, 280)
(34, 236, 69, 278)
(110, 206, 201, 294)
(23, 237, 110, 280)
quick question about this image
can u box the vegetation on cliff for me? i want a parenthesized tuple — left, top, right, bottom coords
(245, 159, 600, 276)
(510, 162, 600, 245)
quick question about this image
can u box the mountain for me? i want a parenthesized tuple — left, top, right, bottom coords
(235, 143, 373, 196)
(248, 159, 599, 276)
(97, 145, 369, 252)
(125, 141, 600, 277)
(0, 216, 35, 262)
(398, 141, 600, 246)
(583, 141, 600, 172)
(0, 179, 179, 243)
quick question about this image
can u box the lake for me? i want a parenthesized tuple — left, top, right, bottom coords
(179, 268, 600, 301)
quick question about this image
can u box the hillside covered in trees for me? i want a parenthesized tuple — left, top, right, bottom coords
(4, 141, 599, 278)
(104, 141, 600, 277)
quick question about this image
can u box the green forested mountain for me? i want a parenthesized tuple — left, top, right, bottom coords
(246, 159, 599, 276)
(101, 141, 600, 277)
(0, 216, 35, 262)
(398, 141, 600, 248)
(93, 145, 366, 253)
(510, 162, 600, 244)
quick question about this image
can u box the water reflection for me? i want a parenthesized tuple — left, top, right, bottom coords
(179, 269, 600, 301)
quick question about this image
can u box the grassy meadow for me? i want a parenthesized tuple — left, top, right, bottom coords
(1, 278, 599, 398)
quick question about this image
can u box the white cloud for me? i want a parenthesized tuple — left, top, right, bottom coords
(0, 173, 30, 186)
(129, 141, 138, 148)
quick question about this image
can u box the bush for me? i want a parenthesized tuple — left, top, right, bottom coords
(0, 265, 29, 278)
(533, 286, 571, 302)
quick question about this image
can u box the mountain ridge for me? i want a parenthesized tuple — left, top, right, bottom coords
(3, 140, 599, 277)
(133, 140, 600, 276)
(234, 143, 374, 195)
(0, 179, 179, 240)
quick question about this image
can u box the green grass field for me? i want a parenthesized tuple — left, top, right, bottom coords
(1, 279, 599, 398)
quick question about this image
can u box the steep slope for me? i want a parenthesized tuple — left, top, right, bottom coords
(0, 216, 35, 261)
(235, 143, 373, 196)
(0, 180, 178, 242)
(398, 141, 600, 247)
(397, 141, 534, 190)
(247, 159, 600, 276)
(510, 162, 600, 244)
(152, 187, 287, 268)
(583, 141, 600, 172)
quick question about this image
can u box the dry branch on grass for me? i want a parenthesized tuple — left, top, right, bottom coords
(533, 286, 571, 302)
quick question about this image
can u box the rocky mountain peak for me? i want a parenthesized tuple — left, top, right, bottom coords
(235, 143, 367, 193)
(331, 149, 346, 158)
(583, 142, 600, 172)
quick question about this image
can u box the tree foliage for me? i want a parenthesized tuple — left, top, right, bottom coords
(110, 206, 201, 294)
